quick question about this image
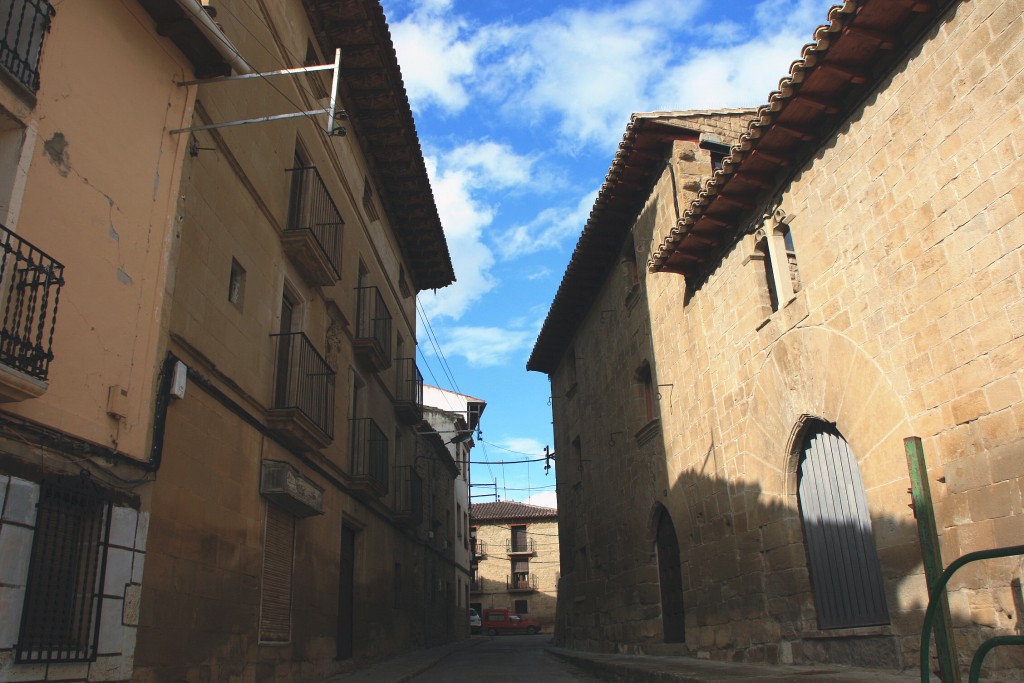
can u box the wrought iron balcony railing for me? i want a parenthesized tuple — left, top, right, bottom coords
(507, 574, 538, 592)
(354, 286, 391, 371)
(393, 357, 423, 423)
(470, 579, 484, 593)
(350, 417, 388, 496)
(472, 541, 486, 560)
(507, 536, 537, 555)
(268, 332, 335, 448)
(392, 465, 422, 526)
(283, 165, 343, 285)
(0, 223, 62, 383)
(0, 0, 53, 93)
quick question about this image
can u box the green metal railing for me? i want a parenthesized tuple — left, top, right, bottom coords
(919, 544, 1024, 683)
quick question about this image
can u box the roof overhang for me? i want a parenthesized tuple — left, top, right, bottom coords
(302, 0, 455, 291)
(649, 0, 959, 279)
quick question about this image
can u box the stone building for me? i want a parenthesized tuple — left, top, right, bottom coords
(530, 0, 1024, 678)
(0, 2, 229, 681)
(470, 501, 560, 631)
(131, 1, 457, 681)
(422, 384, 487, 633)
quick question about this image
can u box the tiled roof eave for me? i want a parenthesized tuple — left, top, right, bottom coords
(649, 0, 960, 278)
(303, 0, 455, 291)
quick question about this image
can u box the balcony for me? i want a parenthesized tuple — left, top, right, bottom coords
(392, 465, 422, 527)
(350, 417, 388, 497)
(282, 166, 342, 286)
(267, 332, 335, 451)
(0, 223, 63, 401)
(472, 541, 486, 561)
(0, 0, 53, 94)
(354, 286, 391, 371)
(393, 357, 422, 424)
(470, 579, 484, 593)
(507, 574, 537, 593)
(507, 536, 537, 556)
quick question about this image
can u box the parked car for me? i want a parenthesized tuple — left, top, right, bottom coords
(469, 608, 481, 634)
(481, 608, 541, 635)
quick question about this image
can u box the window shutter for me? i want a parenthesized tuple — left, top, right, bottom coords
(259, 504, 295, 642)
(512, 559, 529, 574)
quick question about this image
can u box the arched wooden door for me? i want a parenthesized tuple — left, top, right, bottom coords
(655, 508, 685, 643)
(798, 422, 889, 629)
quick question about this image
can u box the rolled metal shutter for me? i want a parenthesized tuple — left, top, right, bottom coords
(798, 423, 889, 629)
(259, 503, 295, 642)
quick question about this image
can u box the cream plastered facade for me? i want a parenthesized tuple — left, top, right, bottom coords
(546, 0, 1024, 678)
(0, 2, 207, 682)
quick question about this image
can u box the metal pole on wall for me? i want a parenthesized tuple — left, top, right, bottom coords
(905, 436, 960, 683)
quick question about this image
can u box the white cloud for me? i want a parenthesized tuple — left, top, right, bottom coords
(496, 437, 547, 456)
(437, 325, 534, 367)
(497, 188, 596, 260)
(388, 1, 485, 113)
(525, 267, 551, 281)
(524, 491, 558, 509)
(419, 141, 537, 321)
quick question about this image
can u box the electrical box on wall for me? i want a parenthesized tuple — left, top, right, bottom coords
(107, 385, 129, 418)
(170, 360, 188, 399)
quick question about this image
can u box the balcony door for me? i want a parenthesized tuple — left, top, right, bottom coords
(273, 293, 296, 407)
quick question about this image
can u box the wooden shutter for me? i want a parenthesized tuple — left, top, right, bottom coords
(259, 504, 295, 642)
(798, 424, 889, 629)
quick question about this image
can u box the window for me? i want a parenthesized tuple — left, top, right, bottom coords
(16, 477, 111, 663)
(753, 211, 800, 314)
(621, 235, 640, 294)
(514, 599, 528, 614)
(362, 178, 379, 222)
(511, 559, 530, 589)
(572, 435, 583, 475)
(259, 504, 295, 643)
(0, 0, 53, 93)
(228, 258, 246, 308)
(273, 290, 298, 407)
(635, 362, 655, 423)
(798, 421, 888, 629)
(457, 504, 463, 539)
(510, 524, 528, 553)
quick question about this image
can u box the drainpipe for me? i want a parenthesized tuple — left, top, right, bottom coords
(175, 0, 255, 75)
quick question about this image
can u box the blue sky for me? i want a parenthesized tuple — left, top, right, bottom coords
(381, 0, 836, 506)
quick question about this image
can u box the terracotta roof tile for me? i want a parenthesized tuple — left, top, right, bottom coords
(471, 501, 557, 522)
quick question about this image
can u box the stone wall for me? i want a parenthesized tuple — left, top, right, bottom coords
(550, 0, 1024, 676)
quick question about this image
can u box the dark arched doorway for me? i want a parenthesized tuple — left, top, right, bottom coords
(797, 421, 889, 629)
(655, 507, 685, 643)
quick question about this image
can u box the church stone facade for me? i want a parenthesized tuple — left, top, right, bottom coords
(530, 0, 1024, 678)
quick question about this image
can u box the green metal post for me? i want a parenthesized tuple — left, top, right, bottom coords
(905, 436, 960, 683)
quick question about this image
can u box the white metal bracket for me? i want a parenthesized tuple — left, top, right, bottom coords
(170, 48, 346, 136)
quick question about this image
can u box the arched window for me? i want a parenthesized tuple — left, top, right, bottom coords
(797, 422, 889, 629)
(655, 507, 685, 643)
(753, 210, 800, 313)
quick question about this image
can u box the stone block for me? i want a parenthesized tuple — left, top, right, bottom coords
(0, 525, 33, 586)
(2, 478, 38, 526)
(45, 662, 89, 681)
(131, 551, 145, 585)
(968, 481, 1013, 522)
(0, 650, 46, 682)
(103, 547, 133, 598)
(0, 585, 26, 648)
(108, 506, 138, 549)
(96, 597, 124, 655)
(87, 655, 131, 683)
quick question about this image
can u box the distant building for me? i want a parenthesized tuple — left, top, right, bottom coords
(422, 385, 486, 635)
(471, 501, 559, 631)
(531, 0, 1024, 678)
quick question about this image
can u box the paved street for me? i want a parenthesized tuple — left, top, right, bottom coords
(408, 635, 601, 682)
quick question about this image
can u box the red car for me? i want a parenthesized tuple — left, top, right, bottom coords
(482, 608, 541, 635)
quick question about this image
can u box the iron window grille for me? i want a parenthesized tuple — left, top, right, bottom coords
(16, 475, 112, 663)
(354, 286, 392, 365)
(285, 165, 343, 280)
(271, 331, 336, 439)
(0, 222, 63, 381)
(350, 416, 388, 494)
(0, 0, 53, 93)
